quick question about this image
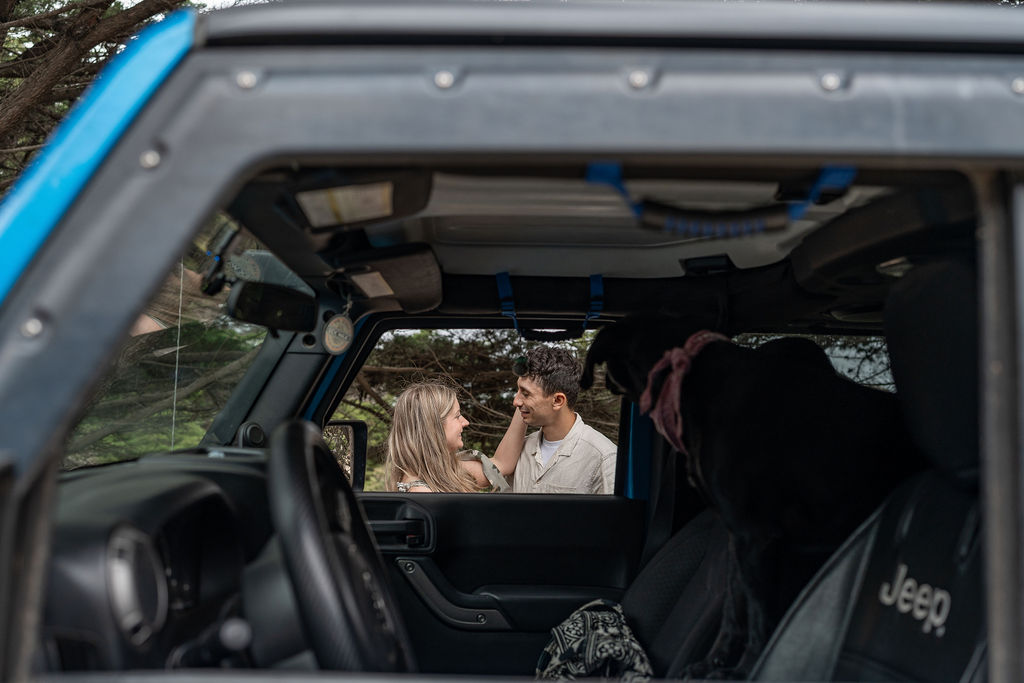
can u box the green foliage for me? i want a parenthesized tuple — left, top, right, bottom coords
(63, 318, 265, 469)
(62, 218, 280, 470)
(0, 0, 198, 192)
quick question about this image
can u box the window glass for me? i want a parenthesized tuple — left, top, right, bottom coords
(61, 219, 288, 470)
(332, 328, 620, 493)
(735, 334, 893, 390)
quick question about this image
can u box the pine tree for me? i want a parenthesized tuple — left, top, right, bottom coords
(0, 0, 191, 192)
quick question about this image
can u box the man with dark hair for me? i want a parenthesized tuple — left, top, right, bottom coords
(493, 346, 617, 494)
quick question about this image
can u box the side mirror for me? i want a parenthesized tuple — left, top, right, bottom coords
(323, 419, 368, 489)
(226, 282, 317, 332)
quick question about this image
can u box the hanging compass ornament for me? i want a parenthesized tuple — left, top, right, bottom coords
(323, 314, 355, 355)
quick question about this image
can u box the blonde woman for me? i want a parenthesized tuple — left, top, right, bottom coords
(385, 382, 524, 493)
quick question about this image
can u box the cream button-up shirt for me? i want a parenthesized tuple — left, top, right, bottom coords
(512, 414, 617, 494)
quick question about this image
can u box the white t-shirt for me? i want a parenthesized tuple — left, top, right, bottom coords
(538, 436, 563, 467)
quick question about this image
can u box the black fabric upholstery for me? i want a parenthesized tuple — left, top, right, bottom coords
(752, 473, 985, 682)
(621, 508, 729, 677)
(752, 258, 985, 682)
(751, 508, 880, 681)
(833, 473, 984, 681)
(884, 259, 979, 482)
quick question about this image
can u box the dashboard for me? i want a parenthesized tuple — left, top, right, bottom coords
(41, 450, 279, 671)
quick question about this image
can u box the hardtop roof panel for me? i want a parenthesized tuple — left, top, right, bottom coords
(202, 1, 1024, 54)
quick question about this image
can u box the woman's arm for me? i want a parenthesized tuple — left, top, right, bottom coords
(460, 457, 489, 488)
(458, 412, 527, 488)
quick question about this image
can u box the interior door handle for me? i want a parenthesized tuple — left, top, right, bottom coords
(369, 518, 427, 548)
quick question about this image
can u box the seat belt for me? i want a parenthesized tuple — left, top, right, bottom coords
(496, 271, 519, 333)
(639, 437, 677, 567)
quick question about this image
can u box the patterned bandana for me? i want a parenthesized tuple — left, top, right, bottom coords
(638, 330, 730, 455)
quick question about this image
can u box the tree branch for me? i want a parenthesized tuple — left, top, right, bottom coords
(336, 398, 392, 426)
(0, 0, 181, 144)
(0, 0, 111, 33)
(355, 372, 394, 416)
(0, 143, 42, 154)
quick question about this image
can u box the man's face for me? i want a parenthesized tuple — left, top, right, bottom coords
(513, 376, 558, 427)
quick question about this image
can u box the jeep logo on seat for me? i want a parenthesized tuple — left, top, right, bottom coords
(878, 562, 951, 637)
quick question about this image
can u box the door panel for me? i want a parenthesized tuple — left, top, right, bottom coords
(359, 492, 646, 675)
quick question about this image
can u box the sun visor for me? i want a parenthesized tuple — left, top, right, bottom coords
(791, 183, 976, 295)
(283, 170, 432, 234)
(332, 244, 442, 314)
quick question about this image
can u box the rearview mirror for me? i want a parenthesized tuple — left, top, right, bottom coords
(226, 281, 317, 331)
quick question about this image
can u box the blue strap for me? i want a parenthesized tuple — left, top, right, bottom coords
(588, 161, 856, 236)
(497, 272, 604, 337)
(586, 161, 643, 218)
(663, 214, 769, 237)
(788, 165, 857, 221)
(582, 274, 604, 330)
(495, 271, 519, 332)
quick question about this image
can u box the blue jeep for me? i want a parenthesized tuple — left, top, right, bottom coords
(0, 2, 1012, 681)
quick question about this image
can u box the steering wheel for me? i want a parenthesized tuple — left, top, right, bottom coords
(267, 419, 415, 671)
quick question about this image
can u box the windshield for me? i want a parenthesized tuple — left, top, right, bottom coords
(61, 218, 307, 470)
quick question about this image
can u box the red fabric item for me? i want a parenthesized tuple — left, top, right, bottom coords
(638, 330, 729, 455)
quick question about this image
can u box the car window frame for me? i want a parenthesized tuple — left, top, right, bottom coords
(312, 313, 629, 496)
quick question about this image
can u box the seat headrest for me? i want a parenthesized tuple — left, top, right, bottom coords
(883, 259, 978, 484)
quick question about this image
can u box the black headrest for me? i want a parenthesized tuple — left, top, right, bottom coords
(884, 259, 978, 483)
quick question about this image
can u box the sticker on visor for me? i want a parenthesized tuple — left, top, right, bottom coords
(295, 181, 394, 228)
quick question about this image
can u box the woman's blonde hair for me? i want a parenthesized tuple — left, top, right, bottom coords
(384, 382, 478, 493)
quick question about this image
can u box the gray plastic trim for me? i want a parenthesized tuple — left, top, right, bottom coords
(395, 559, 510, 631)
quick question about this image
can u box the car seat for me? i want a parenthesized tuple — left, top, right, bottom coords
(587, 317, 908, 678)
(750, 259, 986, 682)
(621, 506, 730, 677)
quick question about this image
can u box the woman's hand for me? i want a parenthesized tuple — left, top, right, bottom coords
(459, 457, 489, 488)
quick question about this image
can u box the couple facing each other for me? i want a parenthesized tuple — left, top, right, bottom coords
(384, 346, 617, 494)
